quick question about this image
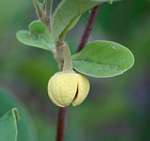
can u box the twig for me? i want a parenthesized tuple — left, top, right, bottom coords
(77, 5, 99, 52)
(56, 5, 99, 141)
(56, 108, 66, 141)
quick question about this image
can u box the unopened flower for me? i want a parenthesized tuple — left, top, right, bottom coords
(48, 71, 90, 107)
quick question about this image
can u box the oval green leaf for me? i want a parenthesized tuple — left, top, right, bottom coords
(72, 40, 135, 78)
(29, 20, 47, 33)
(0, 108, 18, 141)
(52, 0, 99, 40)
(52, 0, 121, 40)
(0, 88, 37, 141)
(16, 20, 55, 51)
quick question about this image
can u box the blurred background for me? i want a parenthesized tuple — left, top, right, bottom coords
(0, 0, 150, 141)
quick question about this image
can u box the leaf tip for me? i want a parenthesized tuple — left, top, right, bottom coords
(12, 108, 20, 122)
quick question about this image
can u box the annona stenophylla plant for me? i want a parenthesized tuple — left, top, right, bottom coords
(14, 3, 135, 141)
(16, 0, 134, 107)
(14, 0, 135, 140)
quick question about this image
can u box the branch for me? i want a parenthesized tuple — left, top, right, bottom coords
(77, 5, 99, 52)
(56, 108, 66, 141)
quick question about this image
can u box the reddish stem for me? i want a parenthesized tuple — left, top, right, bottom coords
(56, 5, 99, 141)
(77, 5, 99, 52)
(56, 108, 66, 141)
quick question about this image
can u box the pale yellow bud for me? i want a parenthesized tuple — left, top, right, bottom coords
(48, 72, 90, 107)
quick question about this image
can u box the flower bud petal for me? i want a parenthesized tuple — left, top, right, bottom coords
(48, 72, 77, 107)
(72, 74, 90, 106)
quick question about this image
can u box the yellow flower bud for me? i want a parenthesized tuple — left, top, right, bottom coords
(48, 72, 90, 107)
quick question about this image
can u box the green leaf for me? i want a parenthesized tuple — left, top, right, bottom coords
(59, 16, 81, 39)
(29, 20, 47, 33)
(72, 40, 134, 78)
(0, 108, 18, 141)
(52, 0, 121, 40)
(16, 20, 55, 51)
(52, 0, 99, 39)
(0, 88, 37, 141)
